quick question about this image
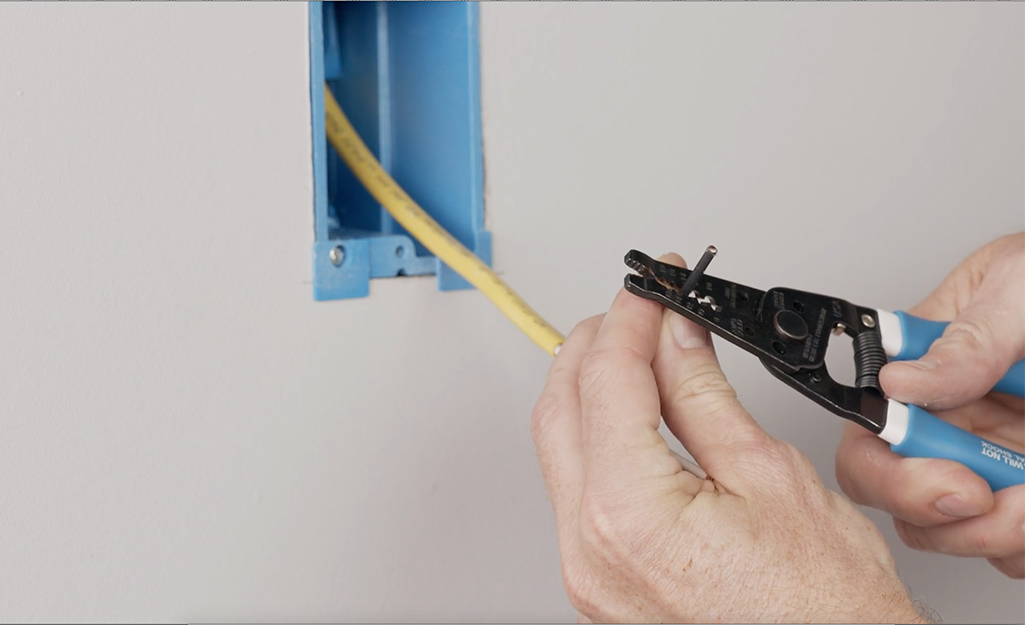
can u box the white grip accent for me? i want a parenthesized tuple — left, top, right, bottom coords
(879, 400, 910, 445)
(876, 309, 903, 358)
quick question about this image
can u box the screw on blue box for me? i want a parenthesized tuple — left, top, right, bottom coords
(309, 1, 491, 301)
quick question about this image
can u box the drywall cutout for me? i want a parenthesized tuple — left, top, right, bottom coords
(309, 1, 491, 300)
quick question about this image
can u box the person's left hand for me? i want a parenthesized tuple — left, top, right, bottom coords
(530, 254, 928, 623)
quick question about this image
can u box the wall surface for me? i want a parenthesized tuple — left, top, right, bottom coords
(0, 2, 1022, 622)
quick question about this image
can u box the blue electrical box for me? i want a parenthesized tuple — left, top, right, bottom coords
(309, 1, 490, 300)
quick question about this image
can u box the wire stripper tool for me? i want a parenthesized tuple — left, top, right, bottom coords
(624, 248, 1025, 491)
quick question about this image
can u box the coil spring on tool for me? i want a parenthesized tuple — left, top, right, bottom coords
(854, 329, 887, 392)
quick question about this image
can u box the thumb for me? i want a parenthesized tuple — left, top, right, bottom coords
(881, 289, 1025, 410)
(650, 254, 775, 487)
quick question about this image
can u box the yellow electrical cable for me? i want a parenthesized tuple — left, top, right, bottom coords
(324, 84, 565, 356)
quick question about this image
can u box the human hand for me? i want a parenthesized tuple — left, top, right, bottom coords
(836, 233, 1025, 578)
(531, 254, 928, 623)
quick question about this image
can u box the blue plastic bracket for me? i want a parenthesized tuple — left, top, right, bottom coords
(309, 1, 491, 301)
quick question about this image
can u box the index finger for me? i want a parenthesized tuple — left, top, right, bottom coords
(578, 287, 673, 484)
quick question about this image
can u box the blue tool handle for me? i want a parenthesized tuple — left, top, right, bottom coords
(893, 311, 1025, 398)
(890, 405, 1025, 491)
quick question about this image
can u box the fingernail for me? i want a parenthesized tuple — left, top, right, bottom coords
(670, 313, 708, 350)
(907, 358, 939, 371)
(657, 253, 687, 268)
(935, 493, 985, 518)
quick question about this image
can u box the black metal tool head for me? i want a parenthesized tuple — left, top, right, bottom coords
(623, 249, 890, 433)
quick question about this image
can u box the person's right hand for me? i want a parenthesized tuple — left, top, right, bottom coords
(836, 233, 1025, 578)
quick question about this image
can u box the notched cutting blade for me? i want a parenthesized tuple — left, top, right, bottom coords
(623, 249, 782, 368)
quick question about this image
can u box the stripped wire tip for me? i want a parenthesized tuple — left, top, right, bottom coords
(679, 245, 717, 296)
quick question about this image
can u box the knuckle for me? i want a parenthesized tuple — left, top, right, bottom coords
(776, 440, 816, 475)
(718, 433, 782, 486)
(578, 496, 620, 553)
(743, 432, 788, 463)
(824, 488, 859, 515)
(666, 364, 737, 406)
(759, 440, 826, 494)
(571, 315, 604, 338)
(561, 564, 598, 616)
(577, 494, 641, 559)
(944, 318, 994, 358)
(562, 316, 603, 353)
(578, 346, 645, 395)
(577, 353, 610, 396)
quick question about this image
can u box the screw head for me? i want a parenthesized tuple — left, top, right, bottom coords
(329, 245, 345, 266)
(861, 313, 876, 328)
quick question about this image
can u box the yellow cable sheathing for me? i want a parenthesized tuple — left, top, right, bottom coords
(324, 85, 565, 356)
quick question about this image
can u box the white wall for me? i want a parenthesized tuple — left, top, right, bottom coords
(0, 2, 1021, 622)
